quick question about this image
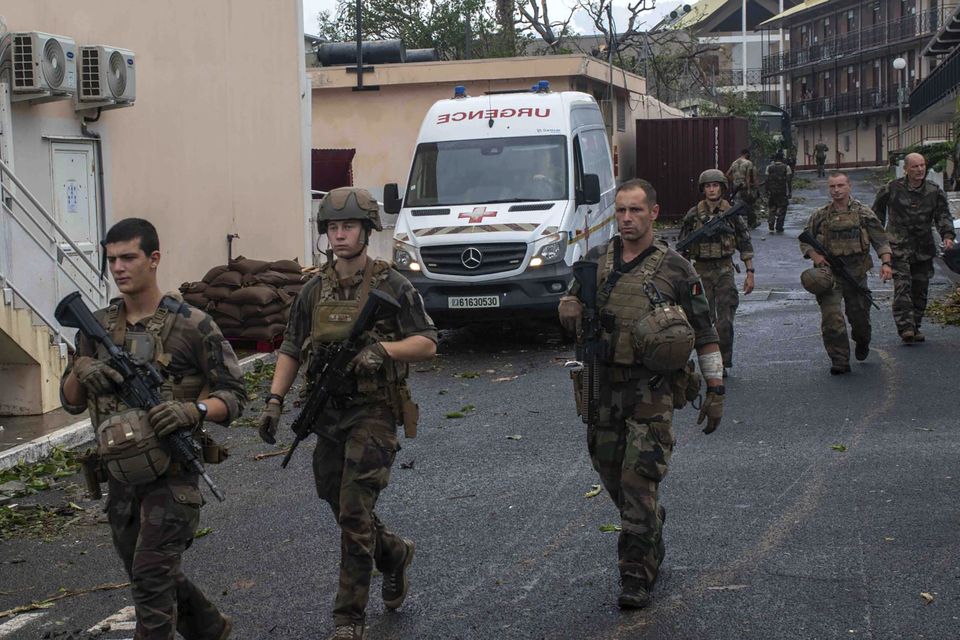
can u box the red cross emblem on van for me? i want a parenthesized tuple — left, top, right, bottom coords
(459, 207, 498, 223)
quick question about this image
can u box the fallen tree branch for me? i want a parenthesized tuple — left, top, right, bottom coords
(0, 582, 129, 619)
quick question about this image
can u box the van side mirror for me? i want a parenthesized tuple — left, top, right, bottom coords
(383, 183, 402, 214)
(578, 173, 602, 205)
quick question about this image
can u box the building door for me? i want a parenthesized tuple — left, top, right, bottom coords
(876, 124, 884, 164)
(51, 141, 100, 300)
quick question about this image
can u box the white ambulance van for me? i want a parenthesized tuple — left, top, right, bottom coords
(383, 82, 617, 324)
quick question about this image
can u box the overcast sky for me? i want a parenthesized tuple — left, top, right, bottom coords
(301, 0, 693, 37)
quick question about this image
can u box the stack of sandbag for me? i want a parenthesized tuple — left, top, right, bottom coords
(179, 256, 309, 341)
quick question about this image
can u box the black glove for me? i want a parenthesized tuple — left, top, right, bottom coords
(148, 401, 202, 438)
(697, 391, 724, 434)
(257, 401, 282, 444)
(72, 356, 124, 395)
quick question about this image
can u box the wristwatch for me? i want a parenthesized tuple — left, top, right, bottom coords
(266, 393, 285, 405)
(195, 401, 208, 423)
(706, 385, 725, 396)
(745, 268, 756, 273)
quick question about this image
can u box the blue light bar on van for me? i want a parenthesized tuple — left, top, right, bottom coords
(454, 85, 466, 98)
(537, 80, 549, 93)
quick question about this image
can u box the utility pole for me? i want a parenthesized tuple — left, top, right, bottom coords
(741, 0, 748, 96)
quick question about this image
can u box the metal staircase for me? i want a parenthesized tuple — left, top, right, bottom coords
(0, 157, 108, 415)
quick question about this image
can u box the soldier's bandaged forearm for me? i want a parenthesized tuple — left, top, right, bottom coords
(698, 351, 723, 381)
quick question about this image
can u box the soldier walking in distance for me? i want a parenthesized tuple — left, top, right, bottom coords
(256, 187, 437, 640)
(678, 169, 756, 377)
(872, 152, 956, 343)
(800, 172, 892, 374)
(558, 179, 725, 610)
(726, 149, 760, 228)
(765, 152, 793, 233)
(814, 140, 829, 177)
(60, 218, 245, 640)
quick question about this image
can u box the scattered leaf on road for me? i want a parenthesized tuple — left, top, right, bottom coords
(920, 592, 935, 604)
(599, 524, 622, 533)
(400, 461, 415, 470)
(830, 444, 847, 452)
(493, 376, 519, 382)
(584, 485, 602, 498)
(454, 371, 480, 379)
(506, 435, 522, 441)
(195, 527, 213, 538)
(883, 536, 895, 541)
(706, 584, 749, 591)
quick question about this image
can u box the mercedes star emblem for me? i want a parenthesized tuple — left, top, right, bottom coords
(461, 247, 483, 270)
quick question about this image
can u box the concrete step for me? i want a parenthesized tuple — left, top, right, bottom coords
(0, 299, 68, 415)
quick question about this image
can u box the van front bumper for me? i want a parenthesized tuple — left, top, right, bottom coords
(404, 263, 573, 322)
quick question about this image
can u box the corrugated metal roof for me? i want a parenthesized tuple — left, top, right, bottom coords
(758, 0, 830, 30)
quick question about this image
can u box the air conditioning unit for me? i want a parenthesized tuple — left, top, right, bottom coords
(77, 45, 136, 108)
(10, 32, 77, 102)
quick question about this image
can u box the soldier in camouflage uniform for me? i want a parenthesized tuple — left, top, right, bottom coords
(726, 149, 760, 228)
(765, 152, 793, 233)
(558, 179, 724, 610)
(800, 173, 892, 374)
(814, 140, 829, 177)
(678, 169, 756, 377)
(872, 152, 956, 343)
(257, 187, 437, 640)
(61, 218, 246, 640)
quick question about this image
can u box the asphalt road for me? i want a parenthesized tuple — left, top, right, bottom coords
(2, 171, 959, 640)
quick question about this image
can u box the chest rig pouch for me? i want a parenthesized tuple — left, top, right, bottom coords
(690, 202, 736, 260)
(310, 260, 401, 404)
(94, 300, 176, 485)
(821, 208, 868, 257)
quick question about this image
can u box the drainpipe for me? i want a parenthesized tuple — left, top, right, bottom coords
(80, 108, 108, 288)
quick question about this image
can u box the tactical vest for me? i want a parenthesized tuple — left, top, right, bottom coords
(90, 294, 207, 485)
(730, 159, 751, 186)
(310, 259, 408, 405)
(767, 163, 789, 197)
(597, 239, 694, 371)
(818, 205, 869, 257)
(688, 201, 737, 260)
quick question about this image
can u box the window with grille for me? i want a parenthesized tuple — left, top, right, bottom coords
(616, 95, 626, 132)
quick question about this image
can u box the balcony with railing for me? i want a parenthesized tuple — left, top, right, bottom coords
(909, 46, 960, 122)
(787, 85, 901, 122)
(762, 6, 954, 77)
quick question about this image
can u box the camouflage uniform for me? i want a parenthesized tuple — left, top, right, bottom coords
(727, 157, 758, 227)
(575, 237, 718, 591)
(800, 200, 891, 367)
(678, 199, 754, 369)
(873, 178, 956, 337)
(279, 259, 437, 628)
(765, 160, 792, 232)
(814, 143, 829, 177)
(61, 296, 246, 640)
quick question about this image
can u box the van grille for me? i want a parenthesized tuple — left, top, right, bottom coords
(421, 243, 527, 276)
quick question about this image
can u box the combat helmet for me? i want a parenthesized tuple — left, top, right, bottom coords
(698, 169, 727, 190)
(800, 267, 834, 295)
(317, 187, 383, 234)
(631, 284, 696, 374)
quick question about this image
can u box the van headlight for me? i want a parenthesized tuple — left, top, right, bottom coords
(529, 234, 566, 268)
(393, 243, 421, 272)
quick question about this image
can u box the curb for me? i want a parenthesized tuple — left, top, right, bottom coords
(0, 352, 276, 471)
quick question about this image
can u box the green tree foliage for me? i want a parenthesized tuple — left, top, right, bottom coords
(317, 0, 520, 59)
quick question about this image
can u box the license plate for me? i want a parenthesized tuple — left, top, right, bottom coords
(448, 295, 500, 309)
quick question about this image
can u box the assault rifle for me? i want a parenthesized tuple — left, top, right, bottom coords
(675, 200, 748, 254)
(798, 230, 880, 310)
(281, 289, 401, 468)
(54, 292, 226, 501)
(567, 260, 602, 426)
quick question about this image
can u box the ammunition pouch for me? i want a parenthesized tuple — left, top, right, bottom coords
(97, 408, 171, 485)
(386, 381, 419, 438)
(79, 450, 107, 499)
(670, 360, 701, 410)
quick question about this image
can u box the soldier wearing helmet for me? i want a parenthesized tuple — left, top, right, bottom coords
(725, 149, 760, 228)
(676, 168, 756, 377)
(800, 172, 892, 374)
(558, 178, 724, 611)
(257, 187, 437, 640)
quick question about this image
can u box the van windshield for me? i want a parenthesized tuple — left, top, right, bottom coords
(404, 135, 568, 207)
